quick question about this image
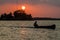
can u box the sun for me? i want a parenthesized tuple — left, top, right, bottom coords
(22, 6, 26, 10)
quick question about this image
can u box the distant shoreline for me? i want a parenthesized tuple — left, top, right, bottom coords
(0, 18, 60, 21)
(0, 10, 60, 20)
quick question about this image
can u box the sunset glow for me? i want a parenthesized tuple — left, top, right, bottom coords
(22, 6, 26, 10)
(0, 0, 60, 18)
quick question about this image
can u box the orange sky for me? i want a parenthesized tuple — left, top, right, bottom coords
(0, 4, 60, 18)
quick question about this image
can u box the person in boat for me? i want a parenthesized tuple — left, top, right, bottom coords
(34, 21, 38, 27)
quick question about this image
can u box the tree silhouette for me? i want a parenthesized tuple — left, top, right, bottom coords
(0, 13, 7, 20)
(0, 10, 33, 20)
(13, 10, 32, 20)
(6, 12, 13, 20)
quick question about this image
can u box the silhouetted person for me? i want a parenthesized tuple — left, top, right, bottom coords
(34, 21, 38, 27)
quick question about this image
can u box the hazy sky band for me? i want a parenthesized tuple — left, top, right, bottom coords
(0, 0, 60, 18)
(0, 0, 60, 7)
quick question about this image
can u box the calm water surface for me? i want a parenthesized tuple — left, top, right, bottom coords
(0, 20, 60, 40)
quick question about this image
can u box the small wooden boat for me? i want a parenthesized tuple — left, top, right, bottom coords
(34, 24, 56, 29)
(34, 21, 56, 29)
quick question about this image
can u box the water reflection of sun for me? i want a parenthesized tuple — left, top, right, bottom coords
(20, 30, 27, 35)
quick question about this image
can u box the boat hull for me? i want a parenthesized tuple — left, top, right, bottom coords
(34, 24, 56, 29)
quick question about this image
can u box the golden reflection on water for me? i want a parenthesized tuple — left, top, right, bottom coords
(20, 29, 27, 35)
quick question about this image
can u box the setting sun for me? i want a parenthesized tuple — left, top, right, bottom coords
(22, 6, 26, 10)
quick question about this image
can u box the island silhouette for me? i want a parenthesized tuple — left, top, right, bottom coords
(0, 10, 60, 20)
(0, 10, 32, 20)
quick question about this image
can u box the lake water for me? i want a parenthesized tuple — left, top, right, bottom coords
(0, 20, 60, 40)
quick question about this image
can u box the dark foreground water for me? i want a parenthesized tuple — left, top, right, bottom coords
(0, 20, 60, 40)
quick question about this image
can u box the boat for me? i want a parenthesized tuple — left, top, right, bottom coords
(34, 24, 56, 29)
(34, 21, 56, 29)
